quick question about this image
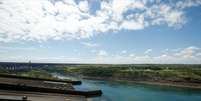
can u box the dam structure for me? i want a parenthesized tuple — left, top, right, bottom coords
(0, 62, 102, 101)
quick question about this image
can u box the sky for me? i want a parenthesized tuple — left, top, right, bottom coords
(0, 0, 201, 64)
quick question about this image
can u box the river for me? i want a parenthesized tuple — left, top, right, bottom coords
(53, 74, 201, 101)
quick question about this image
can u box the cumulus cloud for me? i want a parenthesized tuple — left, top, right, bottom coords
(2, 46, 201, 64)
(151, 46, 201, 64)
(97, 50, 108, 57)
(174, 46, 200, 58)
(0, 0, 200, 42)
(0, 46, 35, 51)
(81, 42, 99, 47)
(144, 49, 152, 54)
(129, 54, 135, 57)
(176, 0, 201, 9)
(93, 46, 201, 64)
(121, 50, 127, 54)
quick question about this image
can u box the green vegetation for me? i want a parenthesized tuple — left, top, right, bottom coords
(43, 64, 201, 83)
(0, 68, 9, 74)
(16, 69, 57, 79)
(1, 64, 201, 84)
(0, 68, 56, 80)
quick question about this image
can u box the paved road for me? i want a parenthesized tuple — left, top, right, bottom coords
(0, 90, 86, 101)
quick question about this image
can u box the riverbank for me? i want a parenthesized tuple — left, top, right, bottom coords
(41, 64, 201, 90)
(54, 73, 201, 101)
(11, 64, 201, 90)
(82, 76, 201, 90)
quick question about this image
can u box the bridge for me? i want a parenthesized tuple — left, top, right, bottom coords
(0, 62, 88, 71)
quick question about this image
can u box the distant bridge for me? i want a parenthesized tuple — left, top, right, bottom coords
(0, 62, 87, 71)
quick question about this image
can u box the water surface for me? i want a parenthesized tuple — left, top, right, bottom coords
(54, 74, 201, 101)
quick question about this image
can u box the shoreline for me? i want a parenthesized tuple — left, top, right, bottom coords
(82, 76, 201, 90)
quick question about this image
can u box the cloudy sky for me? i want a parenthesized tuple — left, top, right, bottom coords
(0, 0, 201, 64)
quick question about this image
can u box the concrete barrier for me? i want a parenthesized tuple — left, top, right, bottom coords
(0, 74, 81, 85)
(0, 83, 102, 98)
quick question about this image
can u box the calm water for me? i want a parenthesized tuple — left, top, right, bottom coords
(54, 74, 201, 101)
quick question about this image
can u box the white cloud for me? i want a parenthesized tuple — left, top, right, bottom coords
(155, 46, 201, 64)
(0, 46, 35, 51)
(176, 0, 201, 9)
(172, 46, 201, 59)
(144, 49, 152, 54)
(196, 53, 201, 57)
(129, 54, 135, 57)
(97, 50, 108, 57)
(78, 0, 89, 12)
(1, 46, 201, 64)
(95, 46, 201, 64)
(121, 50, 127, 54)
(0, 0, 200, 43)
(120, 20, 145, 30)
(81, 42, 99, 47)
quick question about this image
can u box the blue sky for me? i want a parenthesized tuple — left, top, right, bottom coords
(0, 0, 201, 64)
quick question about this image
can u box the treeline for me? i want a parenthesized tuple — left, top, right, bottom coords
(0, 67, 57, 80)
(16, 69, 57, 79)
(43, 64, 201, 83)
(1, 64, 201, 83)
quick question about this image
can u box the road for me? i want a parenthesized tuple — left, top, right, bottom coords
(0, 90, 86, 101)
